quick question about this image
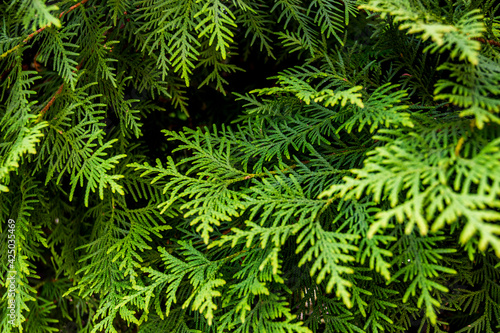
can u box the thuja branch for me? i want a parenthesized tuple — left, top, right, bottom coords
(0, 0, 89, 60)
(0, 26, 45, 60)
(226, 166, 351, 185)
(224, 149, 365, 185)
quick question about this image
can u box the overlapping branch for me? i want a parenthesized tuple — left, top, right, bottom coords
(0, 0, 89, 60)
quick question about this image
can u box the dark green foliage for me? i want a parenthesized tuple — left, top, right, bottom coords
(1, 0, 500, 332)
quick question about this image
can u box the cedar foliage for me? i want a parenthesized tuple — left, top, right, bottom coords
(1, 0, 500, 332)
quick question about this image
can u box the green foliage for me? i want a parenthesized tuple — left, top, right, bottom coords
(1, 0, 500, 332)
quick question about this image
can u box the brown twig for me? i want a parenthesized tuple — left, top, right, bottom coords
(35, 60, 84, 123)
(473, 37, 500, 48)
(0, 0, 89, 60)
(58, 0, 89, 18)
(37, 84, 64, 122)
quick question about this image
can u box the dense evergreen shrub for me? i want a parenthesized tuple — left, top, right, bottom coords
(1, 0, 499, 332)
